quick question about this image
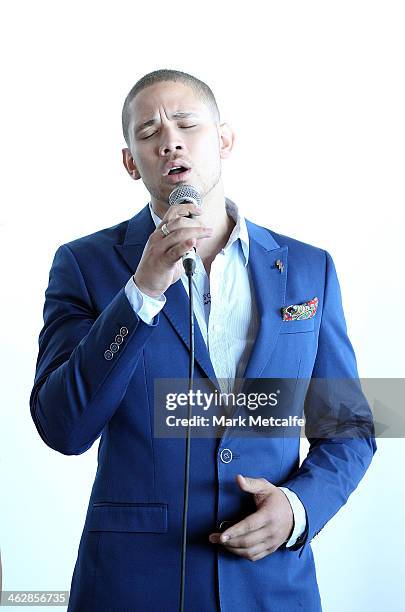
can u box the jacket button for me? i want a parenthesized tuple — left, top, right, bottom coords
(219, 448, 233, 463)
(115, 334, 123, 344)
(120, 326, 128, 336)
(110, 342, 119, 353)
(104, 349, 113, 360)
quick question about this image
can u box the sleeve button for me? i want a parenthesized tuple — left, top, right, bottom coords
(104, 349, 113, 360)
(115, 334, 123, 344)
(110, 342, 119, 353)
(120, 326, 128, 336)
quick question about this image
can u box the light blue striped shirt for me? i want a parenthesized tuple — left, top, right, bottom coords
(124, 199, 306, 548)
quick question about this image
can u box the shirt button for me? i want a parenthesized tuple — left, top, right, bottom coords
(219, 448, 233, 464)
(104, 349, 113, 360)
(110, 342, 119, 353)
(120, 326, 128, 336)
(115, 334, 123, 344)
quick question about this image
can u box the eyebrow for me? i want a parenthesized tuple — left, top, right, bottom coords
(135, 111, 199, 135)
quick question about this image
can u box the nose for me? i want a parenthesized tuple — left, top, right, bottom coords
(158, 125, 185, 157)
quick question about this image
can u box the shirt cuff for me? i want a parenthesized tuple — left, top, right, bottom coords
(124, 276, 166, 325)
(278, 486, 307, 548)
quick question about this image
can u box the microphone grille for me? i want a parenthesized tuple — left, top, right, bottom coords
(168, 184, 202, 207)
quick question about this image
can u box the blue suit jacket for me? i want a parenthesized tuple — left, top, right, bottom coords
(30, 202, 376, 611)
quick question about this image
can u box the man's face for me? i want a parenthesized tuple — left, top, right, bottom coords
(123, 81, 232, 208)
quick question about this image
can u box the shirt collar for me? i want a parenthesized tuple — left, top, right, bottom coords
(148, 197, 250, 266)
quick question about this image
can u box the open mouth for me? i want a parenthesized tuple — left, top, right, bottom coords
(165, 166, 192, 183)
(168, 166, 188, 175)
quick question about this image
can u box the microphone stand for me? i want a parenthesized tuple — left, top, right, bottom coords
(179, 254, 196, 612)
(167, 187, 201, 612)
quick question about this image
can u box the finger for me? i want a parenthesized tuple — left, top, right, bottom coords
(224, 541, 273, 562)
(164, 217, 209, 234)
(219, 507, 269, 543)
(162, 202, 203, 222)
(208, 529, 276, 556)
(165, 239, 195, 264)
(250, 547, 278, 561)
(165, 236, 215, 266)
(156, 217, 196, 234)
(219, 525, 271, 550)
(161, 227, 213, 255)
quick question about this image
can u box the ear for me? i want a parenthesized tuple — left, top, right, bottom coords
(218, 122, 235, 159)
(122, 148, 141, 180)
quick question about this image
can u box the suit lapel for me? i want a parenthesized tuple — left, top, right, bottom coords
(114, 205, 218, 387)
(240, 221, 288, 389)
(162, 281, 219, 385)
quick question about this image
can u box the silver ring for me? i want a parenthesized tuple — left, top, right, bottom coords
(161, 223, 170, 237)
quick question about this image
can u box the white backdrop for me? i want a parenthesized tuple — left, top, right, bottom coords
(1, 1, 404, 611)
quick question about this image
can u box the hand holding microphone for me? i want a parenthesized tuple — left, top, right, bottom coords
(133, 185, 212, 298)
(168, 184, 203, 276)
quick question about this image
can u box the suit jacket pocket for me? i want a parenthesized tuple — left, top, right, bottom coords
(87, 502, 168, 533)
(279, 318, 315, 334)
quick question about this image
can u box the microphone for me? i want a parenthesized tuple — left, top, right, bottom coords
(168, 185, 202, 276)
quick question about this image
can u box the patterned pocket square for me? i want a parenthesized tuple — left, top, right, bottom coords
(281, 297, 318, 321)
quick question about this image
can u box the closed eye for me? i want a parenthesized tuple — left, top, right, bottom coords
(141, 125, 197, 139)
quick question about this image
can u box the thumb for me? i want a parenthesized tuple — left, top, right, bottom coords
(236, 474, 275, 496)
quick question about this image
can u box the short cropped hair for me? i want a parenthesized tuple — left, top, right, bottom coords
(122, 69, 220, 146)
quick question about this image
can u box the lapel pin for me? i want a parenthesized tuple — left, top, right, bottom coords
(275, 259, 284, 273)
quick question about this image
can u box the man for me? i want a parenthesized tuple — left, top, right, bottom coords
(30, 69, 376, 611)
